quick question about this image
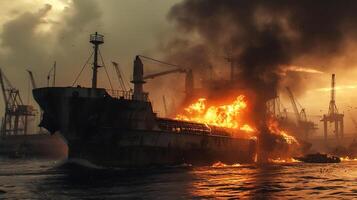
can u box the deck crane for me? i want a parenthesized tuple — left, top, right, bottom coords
(143, 68, 187, 80)
(112, 61, 130, 91)
(0, 68, 36, 136)
(286, 87, 317, 139)
(138, 55, 194, 95)
(26, 70, 37, 89)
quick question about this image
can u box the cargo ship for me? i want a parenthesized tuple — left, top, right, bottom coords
(32, 33, 257, 167)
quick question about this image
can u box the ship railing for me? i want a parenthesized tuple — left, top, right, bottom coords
(106, 89, 133, 100)
(157, 118, 233, 137)
(105, 89, 149, 101)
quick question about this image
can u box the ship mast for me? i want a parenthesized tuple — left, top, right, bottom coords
(90, 32, 104, 89)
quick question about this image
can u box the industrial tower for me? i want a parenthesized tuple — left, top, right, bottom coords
(321, 74, 344, 140)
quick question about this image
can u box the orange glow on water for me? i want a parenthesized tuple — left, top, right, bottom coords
(211, 161, 241, 168)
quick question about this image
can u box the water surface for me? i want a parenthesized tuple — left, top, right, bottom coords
(0, 158, 356, 199)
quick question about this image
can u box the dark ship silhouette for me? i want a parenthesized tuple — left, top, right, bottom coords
(33, 33, 256, 167)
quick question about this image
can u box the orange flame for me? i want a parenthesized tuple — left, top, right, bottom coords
(268, 158, 300, 163)
(340, 156, 357, 161)
(176, 95, 255, 132)
(268, 118, 299, 145)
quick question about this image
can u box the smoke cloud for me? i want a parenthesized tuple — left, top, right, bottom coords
(165, 0, 357, 160)
(165, 0, 357, 99)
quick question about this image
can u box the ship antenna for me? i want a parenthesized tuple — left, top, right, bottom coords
(90, 32, 104, 89)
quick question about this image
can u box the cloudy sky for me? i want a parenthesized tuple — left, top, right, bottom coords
(1, 0, 357, 136)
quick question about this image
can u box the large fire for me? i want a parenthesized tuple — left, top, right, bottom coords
(176, 95, 299, 152)
(176, 95, 255, 132)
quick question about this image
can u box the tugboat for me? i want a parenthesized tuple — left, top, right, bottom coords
(294, 153, 341, 163)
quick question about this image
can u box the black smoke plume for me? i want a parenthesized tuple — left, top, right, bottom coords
(165, 0, 357, 160)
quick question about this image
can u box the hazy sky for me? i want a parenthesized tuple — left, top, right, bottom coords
(1, 0, 357, 136)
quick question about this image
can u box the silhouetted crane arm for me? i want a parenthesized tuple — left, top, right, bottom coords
(26, 70, 37, 89)
(143, 68, 187, 80)
(112, 61, 129, 91)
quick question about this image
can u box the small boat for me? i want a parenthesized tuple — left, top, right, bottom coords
(294, 153, 341, 163)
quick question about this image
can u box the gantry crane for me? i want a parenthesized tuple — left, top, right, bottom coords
(286, 87, 317, 139)
(321, 74, 344, 140)
(0, 68, 36, 136)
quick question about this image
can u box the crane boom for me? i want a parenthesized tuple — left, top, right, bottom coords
(286, 87, 301, 123)
(26, 70, 37, 89)
(143, 68, 187, 80)
(112, 61, 128, 91)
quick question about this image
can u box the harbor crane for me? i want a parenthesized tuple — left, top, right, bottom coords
(0, 68, 36, 136)
(286, 87, 317, 139)
(321, 74, 344, 140)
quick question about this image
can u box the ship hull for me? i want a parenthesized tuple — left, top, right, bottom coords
(0, 133, 67, 159)
(33, 87, 257, 167)
(67, 129, 256, 167)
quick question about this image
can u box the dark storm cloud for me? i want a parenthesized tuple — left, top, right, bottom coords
(0, 4, 52, 69)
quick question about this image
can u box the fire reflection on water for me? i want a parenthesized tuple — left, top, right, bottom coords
(1, 159, 357, 199)
(188, 161, 357, 199)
